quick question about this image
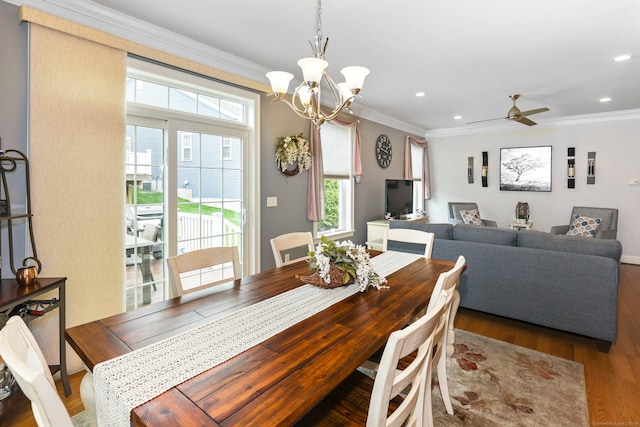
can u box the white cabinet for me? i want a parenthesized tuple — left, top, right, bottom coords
(366, 216, 429, 251)
(366, 220, 389, 251)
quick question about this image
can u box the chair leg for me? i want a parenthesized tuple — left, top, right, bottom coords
(446, 291, 461, 363)
(437, 354, 454, 415)
(80, 371, 97, 427)
(437, 291, 460, 416)
(423, 364, 435, 427)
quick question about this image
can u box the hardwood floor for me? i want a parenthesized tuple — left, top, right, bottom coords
(8, 263, 640, 426)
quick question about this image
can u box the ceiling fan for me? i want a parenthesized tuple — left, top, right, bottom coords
(467, 94, 550, 126)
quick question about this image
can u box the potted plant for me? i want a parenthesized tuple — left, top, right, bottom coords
(296, 236, 387, 292)
(515, 202, 530, 223)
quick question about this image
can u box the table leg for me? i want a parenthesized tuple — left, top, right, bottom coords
(59, 281, 71, 396)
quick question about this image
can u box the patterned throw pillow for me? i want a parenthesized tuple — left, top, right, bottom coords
(566, 214, 602, 237)
(460, 209, 484, 226)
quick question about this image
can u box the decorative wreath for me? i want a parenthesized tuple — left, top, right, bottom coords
(275, 133, 312, 176)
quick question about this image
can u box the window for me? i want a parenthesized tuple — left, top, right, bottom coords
(222, 138, 232, 160)
(181, 133, 193, 161)
(126, 76, 244, 122)
(410, 142, 425, 213)
(316, 122, 353, 239)
(125, 57, 259, 310)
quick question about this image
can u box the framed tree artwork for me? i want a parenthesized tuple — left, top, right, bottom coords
(500, 146, 552, 192)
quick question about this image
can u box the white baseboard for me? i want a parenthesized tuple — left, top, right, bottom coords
(621, 255, 640, 265)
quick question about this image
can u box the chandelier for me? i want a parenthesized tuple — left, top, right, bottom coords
(266, 0, 369, 126)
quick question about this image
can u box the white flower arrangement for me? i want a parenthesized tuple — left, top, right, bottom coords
(308, 236, 388, 292)
(275, 133, 312, 174)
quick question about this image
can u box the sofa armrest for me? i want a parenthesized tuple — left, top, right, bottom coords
(482, 219, 498, 227)
(550, 225, 569, 235)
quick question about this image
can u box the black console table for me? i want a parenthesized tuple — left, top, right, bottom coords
(0, 277, 70, 421)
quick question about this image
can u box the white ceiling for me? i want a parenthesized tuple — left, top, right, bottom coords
(27, 0, 640, 133)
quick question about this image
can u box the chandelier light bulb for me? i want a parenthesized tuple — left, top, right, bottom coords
(266, 71, 294, 97)
(298, 85, 314, 108)
(297, 58, 328, 84)
(337, 82, 353, 103)
(340, 66, 370, 91)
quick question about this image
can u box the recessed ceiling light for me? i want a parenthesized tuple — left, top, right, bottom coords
(453, 115, 462, 120)
(613, 54, 632, 62)
(415, 92, 426, 97)
(600, 97, 612, 102)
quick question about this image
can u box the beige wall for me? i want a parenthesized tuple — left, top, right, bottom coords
(27, 23, 126, 371)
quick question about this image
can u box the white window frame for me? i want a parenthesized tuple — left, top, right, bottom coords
(314, 122, 354, 240)
(126, 57, 260, 276)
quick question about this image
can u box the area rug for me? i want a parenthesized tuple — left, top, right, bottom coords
(431, 329, 590, 426)
(70, 411, 91, 427)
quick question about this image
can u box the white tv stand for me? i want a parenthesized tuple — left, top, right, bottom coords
(366, 215, 429, 251)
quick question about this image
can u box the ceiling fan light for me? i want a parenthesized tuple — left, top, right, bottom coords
(340, 66, 370, 91)
(266, 71, 294, 96)
(297, 58, 328, 84)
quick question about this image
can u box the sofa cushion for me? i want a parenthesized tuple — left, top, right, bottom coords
(389, 221, 453, 240)
(566, 214, 602, 237)
(517, 229, 622, 261)
(452, 224, 517, 246)
(460, 209, 484, 226)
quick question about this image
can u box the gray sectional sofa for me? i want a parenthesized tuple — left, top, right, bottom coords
(388, 221, 622, 352)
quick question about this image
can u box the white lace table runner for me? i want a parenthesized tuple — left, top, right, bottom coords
(93, 250, 421, 427)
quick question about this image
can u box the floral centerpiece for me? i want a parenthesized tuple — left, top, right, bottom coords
(297, 236, 388, 292)
(275, 133, 312, 176)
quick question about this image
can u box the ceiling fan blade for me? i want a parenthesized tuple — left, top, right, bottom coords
(513, 116, 537, 126)
(466, 117, 504, 124)
(520, 107, 549, 117)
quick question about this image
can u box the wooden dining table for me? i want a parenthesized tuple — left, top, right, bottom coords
(65, 254, 453, 426)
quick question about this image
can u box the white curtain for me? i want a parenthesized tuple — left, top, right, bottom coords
(404, 135, 431, 200)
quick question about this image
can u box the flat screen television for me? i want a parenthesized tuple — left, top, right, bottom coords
(385, 179, 414, 219)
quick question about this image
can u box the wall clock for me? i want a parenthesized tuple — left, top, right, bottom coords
(376, 134, 392, 168)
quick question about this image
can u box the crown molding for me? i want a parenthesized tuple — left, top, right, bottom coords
(9, 0, 269, 84)
(351, 104, 427, 136)
(425, 109, 640, 138)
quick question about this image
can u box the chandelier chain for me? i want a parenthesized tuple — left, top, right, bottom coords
(316, 0, 323, 39)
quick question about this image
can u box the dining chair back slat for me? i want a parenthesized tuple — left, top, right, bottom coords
(167, 246, 241, 297)
(383, 228, 435, 258)
(270, 232, 315, 267)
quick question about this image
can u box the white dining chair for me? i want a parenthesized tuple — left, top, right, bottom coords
(167, 246, 241, 297)
(270, 231, 315, 267)
(297, 289, 452, 427)
(383, 227, 435, 258)
(0, 316, 90, 427)
(422, 255, 466, 420)
(360, 255, 466, 424)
